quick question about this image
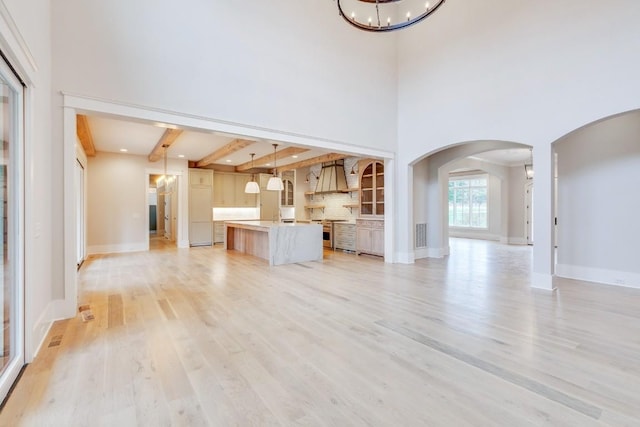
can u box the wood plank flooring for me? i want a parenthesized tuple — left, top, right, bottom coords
(1, 238, 639, 426)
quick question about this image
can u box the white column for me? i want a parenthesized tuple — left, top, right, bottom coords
(393, 157, 413, 264)
(62, 105, 79, 315)
(532, 143, 556, 290)
(384, 157, 396, 263)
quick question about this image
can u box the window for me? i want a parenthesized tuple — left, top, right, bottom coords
(448, 175, 488, 228)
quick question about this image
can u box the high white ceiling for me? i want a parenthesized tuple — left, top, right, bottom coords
(86, 115, 532, 169)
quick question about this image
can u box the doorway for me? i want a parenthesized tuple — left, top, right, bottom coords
(0, 55, 25, 403)
(148, 173, 177, 249)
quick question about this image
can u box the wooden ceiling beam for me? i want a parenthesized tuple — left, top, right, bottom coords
(148, 128, 184, 162)
(235, 147, 309, 172)
(76, 114, 96, 157)
(196, 139, 255, 168)
(277, 153, 348, 172)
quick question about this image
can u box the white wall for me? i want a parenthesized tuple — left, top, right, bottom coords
(87, 152, 189, 254)
(507, 166, 528, 245)
(51, 0, 398, 151)
(555, 111, 640, 288)
(395, 1, 640, 284)
(397, 1, 640, 161)
(1, 0, 55, 359)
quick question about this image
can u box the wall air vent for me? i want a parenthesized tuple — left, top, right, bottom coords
(415, 223, 428, 248)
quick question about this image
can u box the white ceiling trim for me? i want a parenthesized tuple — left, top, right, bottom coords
(62, 92, 394, 160)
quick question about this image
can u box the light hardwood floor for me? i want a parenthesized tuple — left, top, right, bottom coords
(1, 239, 639, 426)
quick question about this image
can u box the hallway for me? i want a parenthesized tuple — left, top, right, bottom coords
(1, 240, 639, 425)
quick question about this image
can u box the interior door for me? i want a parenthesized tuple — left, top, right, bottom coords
(0, 56, 25, 403)
(164, 192, 172, 239)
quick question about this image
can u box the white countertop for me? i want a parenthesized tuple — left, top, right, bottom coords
(224, 220, 320, 229)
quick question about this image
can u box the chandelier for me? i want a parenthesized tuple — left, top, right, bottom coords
(336, 0, 446, 32)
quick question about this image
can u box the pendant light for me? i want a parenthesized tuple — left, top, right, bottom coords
(267, 143, 284, 191)
(244, 153, 260, 194)
(158, 144, 173, 195)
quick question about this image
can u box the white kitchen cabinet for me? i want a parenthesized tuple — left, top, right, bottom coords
(356, 219, 384, 256)
(259, 173, 280, 221)
(213, 172, 257, 207)
(359, 160, 384, 217)
(280, 170, 295, 207)
(189, 169, 213, 246)
(213, 221, 225, 244)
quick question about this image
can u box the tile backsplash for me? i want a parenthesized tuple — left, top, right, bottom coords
(306, 157, 360, 221)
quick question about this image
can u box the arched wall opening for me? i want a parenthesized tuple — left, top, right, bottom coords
(411, 140, 531, 259)
(553, 109, 640, 289)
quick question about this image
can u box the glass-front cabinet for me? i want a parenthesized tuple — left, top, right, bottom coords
(360, 161, 384, 216)
(280, 170, 295, 207)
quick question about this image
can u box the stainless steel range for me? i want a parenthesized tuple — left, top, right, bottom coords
(317, 219, 347, 249)
(322, 222, 332, 248)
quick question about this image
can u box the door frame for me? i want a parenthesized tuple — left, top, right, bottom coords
(145, 170, 182, 249)
(525, 181, 534, 245)
(0, 53, 25, 403)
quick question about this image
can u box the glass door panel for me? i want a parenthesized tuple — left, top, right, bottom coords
(0, 56, 24, 403)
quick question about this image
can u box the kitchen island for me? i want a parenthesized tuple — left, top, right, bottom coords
(224, 221, 323, 266)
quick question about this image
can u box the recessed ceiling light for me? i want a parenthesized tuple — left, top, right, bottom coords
(119, 148, 128, 152)
(292, 155, 298, 159)
(178, 154, 185, 158)
(226, 159, 232, 163)
(154, 122, 178, 129)
(266, 163, 271, 166)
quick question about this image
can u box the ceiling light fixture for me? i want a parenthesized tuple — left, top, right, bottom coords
(335, 0, 446, 33)
(244, 153, 260, 194)
(158, 144, 173, 195)
(267, 144, 284, 191)
(524, 148, 534, 179)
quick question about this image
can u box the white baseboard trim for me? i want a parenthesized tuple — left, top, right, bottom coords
(178, 239, 190, 249)
(88, 242, 148, 255)
(29, 298, 78, 361)
(556, 264, 640, 289)
(531, 272, 556, 291)
(449, 231, 500, 241)
(415, 246, 449, 259)
(395, 251, 415, 264)
(508, 237, 528, 245)
(30, 302, 55, 361)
